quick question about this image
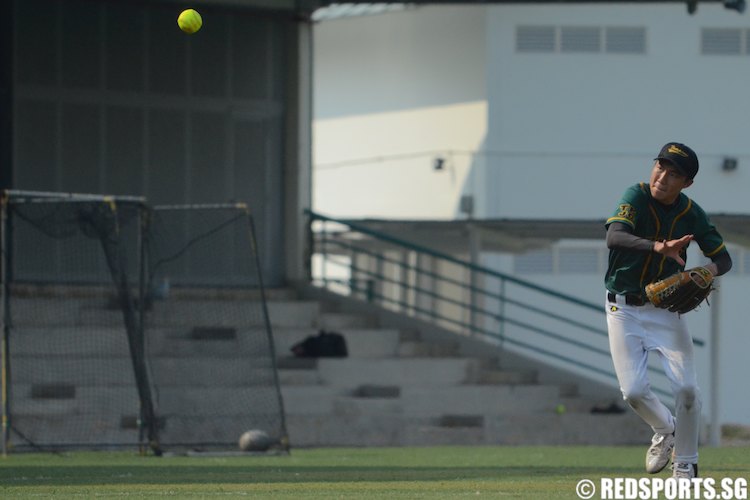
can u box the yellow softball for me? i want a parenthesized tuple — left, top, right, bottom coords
(177, 9, 202, 34)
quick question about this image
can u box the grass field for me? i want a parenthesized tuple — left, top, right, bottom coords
(1, 446, 748, 499)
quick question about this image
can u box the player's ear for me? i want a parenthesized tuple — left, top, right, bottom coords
(683, 178, 694, 189)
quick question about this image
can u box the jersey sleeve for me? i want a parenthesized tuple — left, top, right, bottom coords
(691, 201, 728, 258)
(606, 183, 646, 230)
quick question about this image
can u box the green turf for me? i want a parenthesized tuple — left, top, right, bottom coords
(1, 446, 748, 498)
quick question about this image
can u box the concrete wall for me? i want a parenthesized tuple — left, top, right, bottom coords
(485, 3, 750, 219)
(313, 6, 488, 219)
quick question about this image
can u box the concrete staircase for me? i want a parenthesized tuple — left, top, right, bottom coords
(273, 288, 652, 447)
(7, 285, 652, 449)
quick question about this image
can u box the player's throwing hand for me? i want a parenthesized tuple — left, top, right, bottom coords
(653, 234, 693, 266)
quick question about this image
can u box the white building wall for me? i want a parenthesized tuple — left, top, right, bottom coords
(312, 4, 750, 427)
(313, 6, 487, 219)
(486, 4, 750, 218)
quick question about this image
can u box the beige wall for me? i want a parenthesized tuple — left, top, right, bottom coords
(313, 6, 487, 219)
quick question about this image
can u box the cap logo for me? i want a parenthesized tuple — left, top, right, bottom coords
(667, 145, 689, 158)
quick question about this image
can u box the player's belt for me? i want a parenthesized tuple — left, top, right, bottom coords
(607, 292, 645, 306)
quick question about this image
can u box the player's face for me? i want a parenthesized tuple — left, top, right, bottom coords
(649, 160, 693, 204)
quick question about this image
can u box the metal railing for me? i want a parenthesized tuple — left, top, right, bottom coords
(307, 211, 704, 399)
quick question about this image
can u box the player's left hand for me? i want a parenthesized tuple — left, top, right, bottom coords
(645, 266, 714, 314)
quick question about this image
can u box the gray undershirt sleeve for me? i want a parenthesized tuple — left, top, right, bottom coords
(606, 222, 733, 276)
(606, 222, 654, 252)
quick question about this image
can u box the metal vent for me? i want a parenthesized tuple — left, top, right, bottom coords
(516, 25, 556, 52)
(517, 25, 646, 55)
(514, 249, 554, 274)
(605, 27, 646, 54)
(561, 26, 601, 53)
(558, 248, 601, 274)
(701, 28, 742, 55)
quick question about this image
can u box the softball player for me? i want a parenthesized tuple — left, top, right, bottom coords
(604, 142, 732, 479)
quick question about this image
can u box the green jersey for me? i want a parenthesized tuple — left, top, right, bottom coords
(605, 182, 727, 297)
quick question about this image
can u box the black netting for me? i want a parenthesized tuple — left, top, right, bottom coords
(4, 198, 157, 451)
(1, 194, 287, 454)
(143, 206, 287, 450)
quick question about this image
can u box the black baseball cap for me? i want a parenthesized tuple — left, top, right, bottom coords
(655, 142, 699, 179)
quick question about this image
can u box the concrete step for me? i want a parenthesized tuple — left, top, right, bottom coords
(399, 385, 561, 416)
(10, 414, 140, 446)
(11, 327, 131, 356)
(317, 312, 376, 329)
(486, 412, 652, 445)
(315, 358, 483, 387)
(283, 414, 377, 448)
(284, 411, 650, 447)
(11, 385, 140, 415)
(280, 386, 348, 415)
(11, 326, 277, 358)
(403, 424, 486, 446)
(330, 397, 403, 417)
(147, 330, 273, 357)
(154, 387, 282, 416)
(277, 369, 322, 386)
(146, 300, 319, 328)
(285, 413, 424, 447)
(10, 297, 320, 328)
(10, 414, 276, 448)
(478, 369, 539, 385)
(149, 358, 276, 386)
(12, 356, 136, 385)
(11, 356, 273, 386)
(280, 384, 563, 418)
(13, 384, 284, 419)
(398, 340, 460, 358)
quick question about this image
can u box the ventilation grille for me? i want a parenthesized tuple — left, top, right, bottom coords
(561, 27, 601, 52)
(516, 26, 556, 52)
(606, 27, 647, 54)
(701, 28, 748, 55)
(516, 25, 646, 54)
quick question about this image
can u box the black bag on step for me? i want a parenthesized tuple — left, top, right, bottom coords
(291, 330, 348, 358)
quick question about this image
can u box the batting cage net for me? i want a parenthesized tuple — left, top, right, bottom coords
(0, 191, 288, 455)
(0, 191, 159, 453)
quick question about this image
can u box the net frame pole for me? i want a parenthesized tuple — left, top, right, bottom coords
(242, 207, 290, 452)
(137, 204, 150, 455)
(0, 192, 9, 456)
(99, 200, 161, 456)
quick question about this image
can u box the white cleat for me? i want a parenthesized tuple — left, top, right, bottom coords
(673, 462, 698, 479)
(645, 432, 675, 474)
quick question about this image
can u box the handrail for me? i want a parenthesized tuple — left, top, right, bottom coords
(307, 210, 603, 313)
(307, 210, 702, 399)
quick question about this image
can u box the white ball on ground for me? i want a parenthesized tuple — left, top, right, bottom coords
(238, 429, 272, 452)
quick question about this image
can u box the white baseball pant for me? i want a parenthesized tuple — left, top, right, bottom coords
(605, 292, 701, 464)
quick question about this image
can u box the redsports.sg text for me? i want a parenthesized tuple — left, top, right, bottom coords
(576, 477, 748, 500)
